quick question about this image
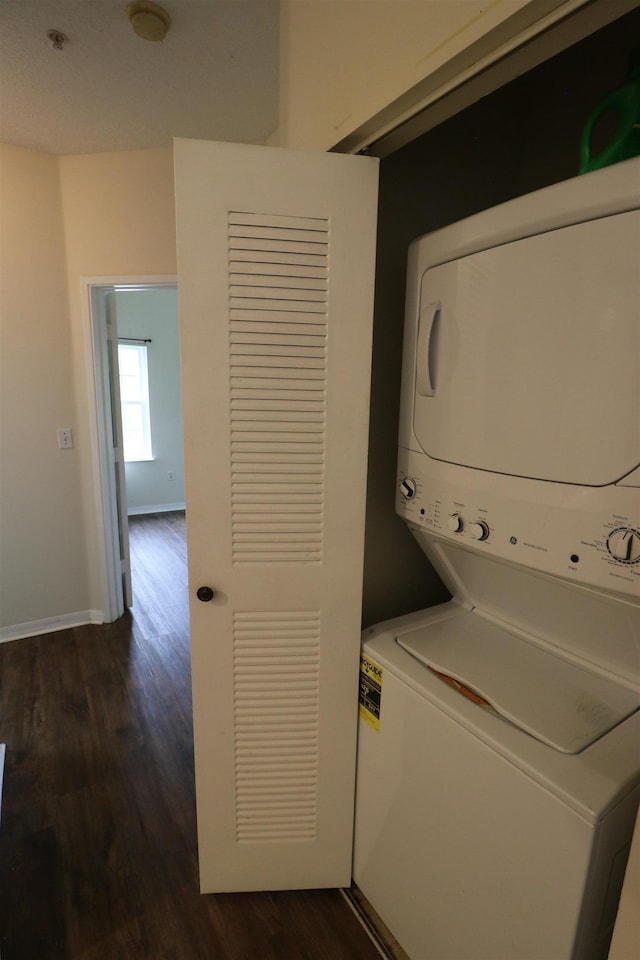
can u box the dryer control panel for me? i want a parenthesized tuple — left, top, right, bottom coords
(397, 447, 640, 603)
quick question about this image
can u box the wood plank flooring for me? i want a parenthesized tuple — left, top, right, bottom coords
(0, 511, 381, 960)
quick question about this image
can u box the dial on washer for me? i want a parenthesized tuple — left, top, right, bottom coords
(447, 513, 463, 532)
(400, 477, 417, 500)
(607, 527, 640, 564)
(470, 520, 490, 541)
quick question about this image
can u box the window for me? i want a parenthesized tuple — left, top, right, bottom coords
(118, 343, 153, 461)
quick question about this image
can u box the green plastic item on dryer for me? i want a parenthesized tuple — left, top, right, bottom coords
(579, 50, 640, 174)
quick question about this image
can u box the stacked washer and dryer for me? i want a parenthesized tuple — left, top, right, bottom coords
(353, 158, 640, 960)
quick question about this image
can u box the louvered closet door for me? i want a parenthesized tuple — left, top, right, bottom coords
(174, 139, 379, 892)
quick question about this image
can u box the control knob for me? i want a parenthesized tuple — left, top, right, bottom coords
(400, 477, 417, 500)
(447, 513, 463, 533)
(607, 527, 640, 564)
(469, 520, 490, 542)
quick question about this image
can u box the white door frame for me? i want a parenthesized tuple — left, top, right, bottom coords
(82, 276, 178, 621)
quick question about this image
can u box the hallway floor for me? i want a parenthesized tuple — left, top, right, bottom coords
(0, 511, 381, 959)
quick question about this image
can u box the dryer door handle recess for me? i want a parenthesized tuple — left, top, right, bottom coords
(416, 301, 441, 397)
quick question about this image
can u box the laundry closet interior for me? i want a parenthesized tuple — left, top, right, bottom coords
(352, 8, 640, 960)
(361, 5, 640, 630)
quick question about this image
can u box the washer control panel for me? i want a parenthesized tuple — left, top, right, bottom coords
(397, 451, 640, 601)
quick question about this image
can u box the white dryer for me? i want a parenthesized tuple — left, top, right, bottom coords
(353, 158, 640, 960)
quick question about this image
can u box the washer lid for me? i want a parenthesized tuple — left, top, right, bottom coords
(396, 609, 639, 754)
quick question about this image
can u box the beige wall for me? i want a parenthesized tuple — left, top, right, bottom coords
(0, 145, 176, 635)
(58, 147, 177, 615)
(0, 144, 88, 630)
(58, 148, 176, 279)
(277, 0, 561, 151)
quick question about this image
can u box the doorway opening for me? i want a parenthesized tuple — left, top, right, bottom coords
(86, 279, 182, 621)
(127, 510, 189, 638)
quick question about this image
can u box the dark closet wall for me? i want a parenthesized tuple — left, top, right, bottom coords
(361, 5, 640, 627)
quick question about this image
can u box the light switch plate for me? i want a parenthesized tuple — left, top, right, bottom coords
(57, 428, 73, 449)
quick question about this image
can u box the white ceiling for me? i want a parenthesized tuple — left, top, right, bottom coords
(0, 0, 280, 155)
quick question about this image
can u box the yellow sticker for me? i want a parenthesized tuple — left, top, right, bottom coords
(359, 654, 383, 731)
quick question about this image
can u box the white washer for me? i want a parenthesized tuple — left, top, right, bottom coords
(353, 158, 640, 960)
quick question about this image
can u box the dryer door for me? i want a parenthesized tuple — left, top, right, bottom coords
(412, 210, 640, 486)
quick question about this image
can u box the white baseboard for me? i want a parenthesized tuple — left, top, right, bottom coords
(0, 610, 105, 644)
(127, 502, 186, 516)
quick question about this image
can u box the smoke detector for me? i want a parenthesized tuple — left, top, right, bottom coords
(127, 1, 171, 42)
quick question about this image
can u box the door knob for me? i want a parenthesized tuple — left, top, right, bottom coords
(196, 586, 215, 602)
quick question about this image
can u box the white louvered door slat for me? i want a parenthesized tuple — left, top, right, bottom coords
(174, 139, 378, 893)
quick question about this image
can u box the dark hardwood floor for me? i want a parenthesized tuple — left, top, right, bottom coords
(0, 511, 380, 960)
